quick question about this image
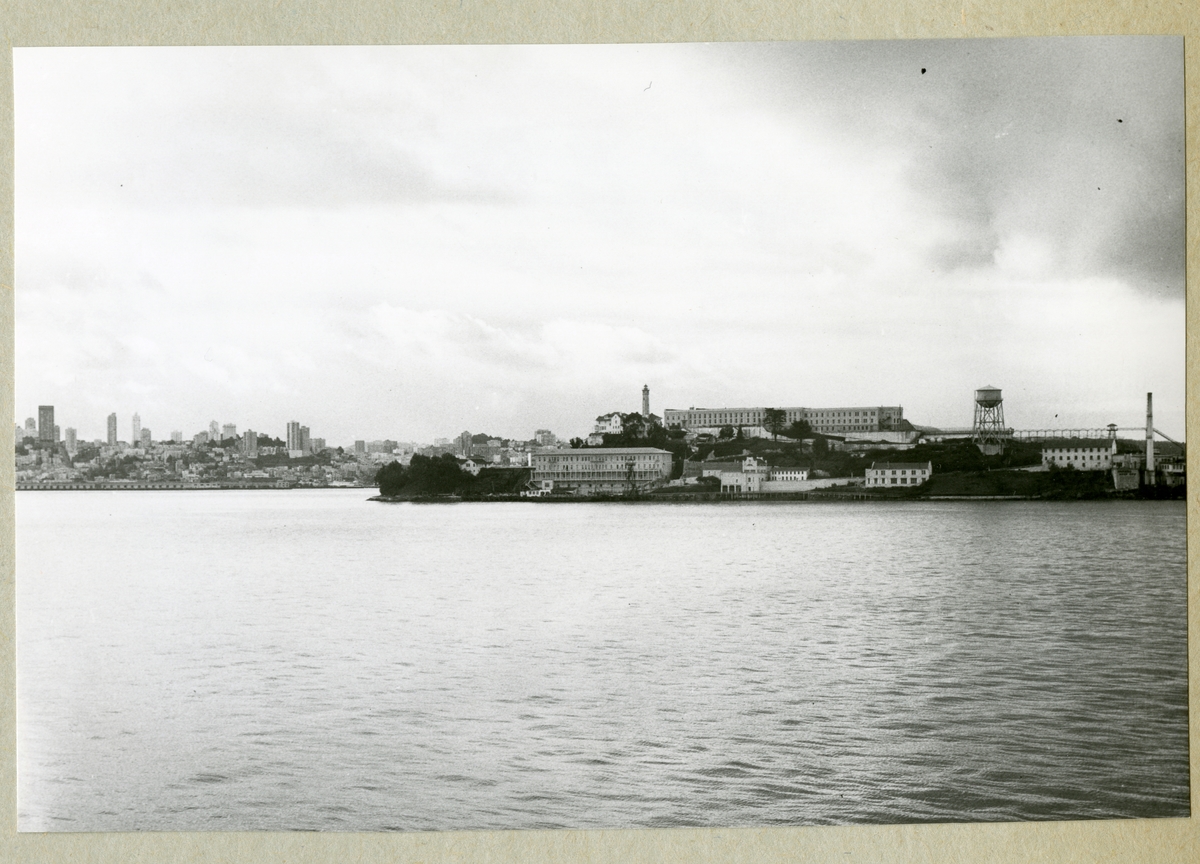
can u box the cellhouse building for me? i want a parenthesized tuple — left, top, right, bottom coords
(663, 405, 904, 435)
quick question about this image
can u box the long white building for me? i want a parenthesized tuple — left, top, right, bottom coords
(1040, 438, 1116, 471)
(530, 447, 673, 496)
(663, 405, 904, 435)
(866, 461, 932, 487)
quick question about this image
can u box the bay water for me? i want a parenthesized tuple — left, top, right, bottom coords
(16, 490, 1189, 830)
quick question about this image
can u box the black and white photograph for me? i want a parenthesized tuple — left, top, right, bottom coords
(13, 38, 1187, 833)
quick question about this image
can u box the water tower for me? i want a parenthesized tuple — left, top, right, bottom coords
(972, 386, 1007, 455)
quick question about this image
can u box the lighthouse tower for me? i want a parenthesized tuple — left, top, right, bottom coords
(642, 385, 650, 418)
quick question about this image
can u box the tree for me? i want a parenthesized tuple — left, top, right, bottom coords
(736, 426, 744, 441)
(718, 425, 735, 440)
(763, 408, 787, 440)
(376, 460, 407, 496)
(621, 413, 646, 439)
(812, 436, 828, 455)
(785, 419, 813, 439)
(377, 453, 467, 496)
(569, 437, 584, 449)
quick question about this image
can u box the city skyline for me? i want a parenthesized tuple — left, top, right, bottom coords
(13, 380, 1185, 448)
(14, 40, 1185, 443)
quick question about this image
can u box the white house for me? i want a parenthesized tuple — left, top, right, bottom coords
(594, 412, 624, 435)
(866, 461, 932, 487)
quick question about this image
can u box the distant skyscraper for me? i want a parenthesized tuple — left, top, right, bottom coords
(171, 430, 183, 443)
(209, 420, 220, 439)
(287, 421, 302, 452)
(222, 423, 237, 440)
(193, 431, 209, 446)
(354, 440, 366, 455)
(311, 437, 326, 453)
(65, 428, 77, 453)
(300, 426, 311, 453)
(24, 417, 37, 440)
(38, 406, 55, 442)
(140, 428, 152, 448)
(131, 413, 141, 445)
(54, 425, 61, 443)
(243, 429, 258, 458)
(107, 413, 118, 445)
(458, 430, 473, 456)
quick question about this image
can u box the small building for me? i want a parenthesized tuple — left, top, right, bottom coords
(866, 461, 932, 488)
(697, 457, 813, 495)
(593, 413, 624, 435)
(768, 467, 809, 482)
(530, 447, 672, 495)
(1040, 438, 1116, 471)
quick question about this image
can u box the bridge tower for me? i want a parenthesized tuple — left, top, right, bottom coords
(972, 386, 1007, 455)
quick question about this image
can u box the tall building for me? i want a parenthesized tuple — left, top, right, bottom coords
(65, 427, 77, 453)
(222, 423, 237, 440)
(287, 421, 302, 451)
(243, 429, 258, 458)
(54, 425, 61, 442)
(140, 428, 152, 448)
(171, 430, 183, 443)
(458, 430, 473, 456)
(300, 426, 311, 453)
(209, 420, 220, 439)
(193, 431, 209, 446)
(354, 440, 366, 455)
(38, 405, 55, 442)
(131, 413, 141, 445)
(107, 413, 118, 445)
(311, 437, 326, 452)
(24, 417, 37, 440)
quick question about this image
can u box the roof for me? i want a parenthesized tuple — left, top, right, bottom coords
(697, 461, 744, 472)
(869, 461, 932, 470)
(535, 447, 673, 455)
(1039, 438, 1115, 449)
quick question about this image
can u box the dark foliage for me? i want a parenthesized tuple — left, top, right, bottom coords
(376, 454, 531, 498)
(762, 408, 788, 439)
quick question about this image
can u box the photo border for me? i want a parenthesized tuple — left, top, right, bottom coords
(1, 2, 1195, 862)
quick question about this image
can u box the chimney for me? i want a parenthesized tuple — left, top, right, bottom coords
(1145, 392, 1155, 484)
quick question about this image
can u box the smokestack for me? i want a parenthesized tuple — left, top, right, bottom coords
(1145, 392, 1155, 484)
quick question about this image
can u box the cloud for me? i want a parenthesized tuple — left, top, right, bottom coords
(13, 42, 1185, 442)
(722, 38, 1184, 297)
(17, 47, 513, 211)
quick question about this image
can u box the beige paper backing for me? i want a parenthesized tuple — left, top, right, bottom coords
(0, 2, 1195, 861)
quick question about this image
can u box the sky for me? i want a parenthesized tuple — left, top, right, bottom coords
(13, 39, 1185, 444)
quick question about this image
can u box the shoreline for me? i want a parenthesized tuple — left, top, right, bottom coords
(15, 483, 370, 491)
(369, 491, 1184, 504)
